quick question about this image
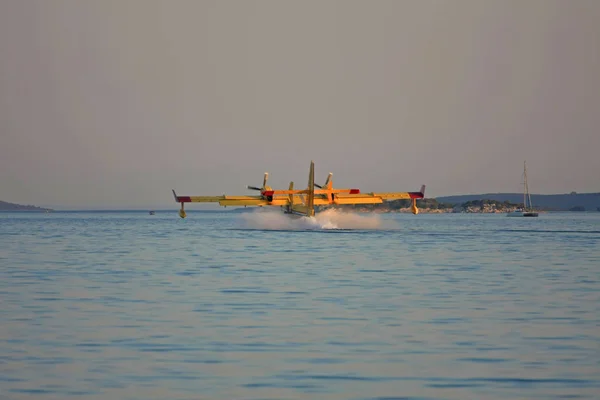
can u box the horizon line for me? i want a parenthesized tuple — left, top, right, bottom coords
(3, 190, 600, 211)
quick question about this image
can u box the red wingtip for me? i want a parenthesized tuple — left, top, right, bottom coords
(408, 185, 426, 199)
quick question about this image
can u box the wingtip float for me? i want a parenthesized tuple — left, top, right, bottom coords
(172, 161, 425, 218)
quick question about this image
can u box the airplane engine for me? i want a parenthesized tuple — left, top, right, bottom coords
(247, 172, 274, 201)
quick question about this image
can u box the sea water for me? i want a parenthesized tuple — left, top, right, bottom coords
(1, 210, 599, 400)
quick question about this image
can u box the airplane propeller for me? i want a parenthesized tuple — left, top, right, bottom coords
(247, 171, 333, 191)
(247, 173, 269, 192)
(314, 173, 332, 189)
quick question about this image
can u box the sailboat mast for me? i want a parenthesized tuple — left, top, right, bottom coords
(522, 161, 526, 209)
(523, 161, 532, 211)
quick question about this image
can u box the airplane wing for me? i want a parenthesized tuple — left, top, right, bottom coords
(219, 196, 289, 207)
(312, 185, 426, 206)
(172, 190, 290, 207)
(173, 185, 425, 207)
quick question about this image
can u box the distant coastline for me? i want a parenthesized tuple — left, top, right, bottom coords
(321, 198, 523, 214)
(0, 200, 53, 212)
(435, 192, 600, 212)
(322, 192, 600, 214)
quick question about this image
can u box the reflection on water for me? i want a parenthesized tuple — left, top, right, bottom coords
(1, 211, 599, 399)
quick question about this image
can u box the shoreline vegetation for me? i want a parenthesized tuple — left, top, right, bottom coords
(320, 199, 528, 214)
(321, 198, 597, 214)
(0, 200, 53, 212)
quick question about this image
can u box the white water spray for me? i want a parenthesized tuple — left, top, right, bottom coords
(237, 208, 397, 230)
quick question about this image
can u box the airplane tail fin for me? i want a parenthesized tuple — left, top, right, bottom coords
(306, 161, 315, 216)
(288, 181, 294, 208)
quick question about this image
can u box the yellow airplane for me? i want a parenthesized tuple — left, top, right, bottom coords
(172, 161, 425, 218)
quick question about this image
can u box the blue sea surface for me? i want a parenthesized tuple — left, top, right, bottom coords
(1, 210, 599, 400)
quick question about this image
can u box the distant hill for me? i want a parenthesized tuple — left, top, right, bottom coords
(0, 200, 53, 212)
(435, 192, 600, 211)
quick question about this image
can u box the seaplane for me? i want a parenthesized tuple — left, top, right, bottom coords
(172, 161, 425, 218)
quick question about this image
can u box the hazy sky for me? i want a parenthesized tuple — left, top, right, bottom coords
(1, 0, 599, 209)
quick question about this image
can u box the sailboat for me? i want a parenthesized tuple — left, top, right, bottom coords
(507, 161, 539, 217)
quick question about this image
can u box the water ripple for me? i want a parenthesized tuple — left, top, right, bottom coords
(1, 211, 599, 400)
